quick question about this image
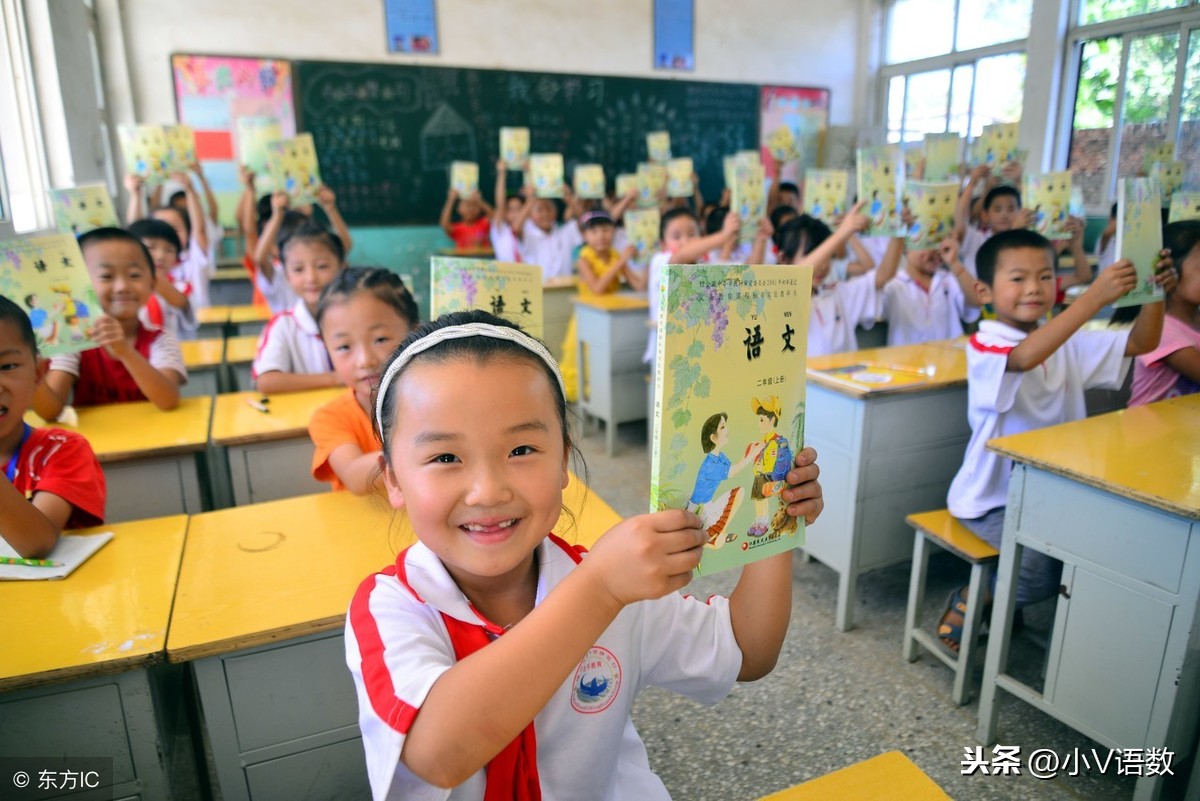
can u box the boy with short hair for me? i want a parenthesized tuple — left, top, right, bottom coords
(881, 237, 981, 346)
(937, 229, 1175, 651)
(954, 172, 1029, 278)
(0, 296, 106, 558)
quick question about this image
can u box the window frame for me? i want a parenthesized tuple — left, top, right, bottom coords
(0, 0, 52, 234)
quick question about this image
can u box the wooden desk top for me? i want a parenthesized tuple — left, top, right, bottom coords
(0, 515, 188, 691)
(213, 267, 249, 282)
(228, 304, 272, 324)
(181, 338, 225, 369)
(574, 293, 649, 312)
(210, 388, 344, 446)
(167, 474, 620, 661)
(28, 396, 213, 463)
(544, 276, 578, 290)
(807, 342, 968, 398)
(196, 305, 232, 325)
(223, 335, 259, 365)
(988, 394, 1200, 519)
(759, 751, 949, 800)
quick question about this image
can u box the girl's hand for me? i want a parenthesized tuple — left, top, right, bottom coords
(754, 216, 774, 243)
(624, 186, 639, 202)
(1066, 216, 1084, 243)
(838, 200, 869, 234)
(585, 510, 706, 605)
(189, 158, 203, 173)
(968, 165, 991, 185)
(317, 185, 337, 209)
(170, 171, 191, 187)
(270, 190, 289, 216)
(778, 446, 823, 524)
(446, 187, 459, 201)
(1086, 260, 1138, 306)
(1154, 250, 1177, 294)
(496, 159, 507, 172)
(90, 316, 131, 359)
(721, 209, 741, 238)
(123, 174, 144, 193)
(1016, 208, 1036, 230)
(239, 165, 256, 188)
(939, 237, 959, 265)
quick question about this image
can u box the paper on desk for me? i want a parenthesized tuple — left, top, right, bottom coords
(0, 531, 114, 580)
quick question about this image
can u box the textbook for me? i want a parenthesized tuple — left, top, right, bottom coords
(667, 158, 694, 197)
(922, 133, 963, 182)
(164, 124, 196, 174)
(1149, 160, 1184, 206)
(430, 257, 544, 339)
(1023, 171, 1073, 240)
(0, 233, 99, 356)
(765, 124, 800, 163)
(802, 169, 848, 226)
(528, 153, 564, 199)
(646, 131, 672, 164)
(731, 161, 766, 244)
(637, 162, 668, 208)
(856, 145, 905, 237)
(1142, 142, 1175, 175)
(450, 161, 479, 196)
(903, 146, 924, 182)
(650, 263, 813, 576)
(265, 133, 322, 206)
(117, 124, 170, 187)
(236, 116, 283, 175)
(47, 184, 119, 236)
(615, 173, 639, 200)
(1168, 192, 1200, 223)
(500, 127, 530, 169)
(573, 164, 606, 199)
(0, 531, 114, 581)
(971, 122, 1020, 168)
(904, 181, 958, 248)
(723, 150, 761, 191)
(624, 208, 661, 262)
(1114, 177, 1165, 309)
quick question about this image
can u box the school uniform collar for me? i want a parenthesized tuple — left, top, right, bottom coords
(290, 299, 320, 336)
(978, 319, 1031, 344)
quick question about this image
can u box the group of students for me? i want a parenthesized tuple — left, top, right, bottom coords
(3, 137, 1199, 799)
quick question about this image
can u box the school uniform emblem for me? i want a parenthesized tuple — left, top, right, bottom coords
(571, 646, 621, 714)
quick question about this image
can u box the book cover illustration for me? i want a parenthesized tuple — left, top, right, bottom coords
(236, 116, 283, 175)
(971, 122, 1020, 168)
(731, 162, 766, 244)
(573, 164, 606, 200)
(1149, 161, 1184, 206)
(637, 162, 668, 207)
(528, 153, 564, 199)
(47, 185, 119, 236)
(765, 124, 800, 163)
(1168, 192, 1200, 223)
(923, 133, 962, 182)
(0, 233, 99, 356)
(615, 173, 639, 200)
(667, 158, 694, 197)
(646, 131, 672, 164)
(118, 125, 170, 187)
(164, 124, 196, 174)
(1114, 177, 1165, 309)
(1023, 171, 1073, 240)
(904, 182, 958, 248)
(265, 133, 322, 206)
(623, 209, 661, 262)
(723, 150, 761, 190)
(500, 127, 530, 169)
(1143, 142, 1175, 175)
(903, 146, 924, 181)
(430, 257, 544, 339)
(650, 263, 813, 576)
(450, 161, 479, 196)
(856, 145, 905, 237)
(802, 169, 848, 226)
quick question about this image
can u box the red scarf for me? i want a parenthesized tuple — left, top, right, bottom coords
(440, 613, 542, 800)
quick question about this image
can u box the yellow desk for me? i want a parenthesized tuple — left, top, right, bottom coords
(804, 342, 970, 631)
(211, 266, 253, 306)
(30, 396, 214, 522)
(169, 478, 618, 801)
(574, 293, 651, 456)
(223, 334, 259, 392)
(0, 516, 189, 799)
(977, 395, 1200, 801)
(196, 304, 231, 339)
(759, 751, 950, 800)
(228, 303, 271, 336)
(181, 337, 225, 397)
(209, 388, 344, 506)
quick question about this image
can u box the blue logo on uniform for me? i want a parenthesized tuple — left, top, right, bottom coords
(571, 646, 621, 714)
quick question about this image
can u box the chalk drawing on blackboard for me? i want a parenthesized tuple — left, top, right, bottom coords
(420, 104, 477, 171)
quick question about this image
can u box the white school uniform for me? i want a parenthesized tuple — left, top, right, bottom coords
(205, 217, 225, 274)
(881, 268, 979, 346)
(251, 299, 331, 382)
(522, 219, 582, 280)
(958, 226, 991, 278)
(346, 535, 741, 801)
(172, 235, 213, 310)
(807, 272, 880, 357)
(946, 319, 1130, 520)
(139, 294, 197, 341)
(1095, 237, 1117, 273)
(254, 261, 300, 314)
(490, 220, 522, 263)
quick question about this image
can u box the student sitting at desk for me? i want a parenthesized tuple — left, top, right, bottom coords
(128, 218, 197, 340)
(0, 298, 106, 558)
(34, 228, 187, 420)
(309, 268, 419, 494)
(880, 237, 980, 346)
(938, 229, 1175, 652)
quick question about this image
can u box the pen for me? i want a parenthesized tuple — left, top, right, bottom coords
(0, 556, 63, 568)
(245, 398, 270, 413)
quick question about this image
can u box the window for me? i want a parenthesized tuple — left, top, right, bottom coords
(886, 0, 1032, 63)
(0, 0, 50, 233)
(885, 54, 1027, 144)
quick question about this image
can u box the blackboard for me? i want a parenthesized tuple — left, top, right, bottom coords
(293, 61, 760, 225)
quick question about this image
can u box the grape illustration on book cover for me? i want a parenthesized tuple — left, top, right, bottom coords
(266, 133, 321, 206)
(430, 257, 544, 339)
(802, 169, 848, 226)
(623, 209, 661, 262)
(922, 133, 962, 182)
(904, 181, 958, 248)
(164, 125, 196, 174)
(646, 131, 672, 164)
(856, 145, 905, 237)
(236, 116, 282, 175)
(500, 127, 530, 169)
(47, 185, 119, 236)
(637, 162, 668, 207)
(1168, 192, 1200, 223)
(528, 154, 564, 199)
(650, 263, 813, 576)
(573, 164, 606, 199)
(731, 162, 766, 244)
(118, 125, 170, 187)
(1023, 171, 1073, 240)
(450, 161, 479, 196)
(0, 233, 99, 356)
(1114, 177, 1165, 309)
(667, 158, 694, 197)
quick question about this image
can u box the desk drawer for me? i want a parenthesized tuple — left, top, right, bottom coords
(244, 737, 369, 801)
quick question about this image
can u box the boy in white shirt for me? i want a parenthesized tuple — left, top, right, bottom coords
(517, 196, 582, 280)
(938, 229, 1175, 653)
(881, 237, 981, 346)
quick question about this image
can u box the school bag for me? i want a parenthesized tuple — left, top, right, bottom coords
(770, 433, 792, 481)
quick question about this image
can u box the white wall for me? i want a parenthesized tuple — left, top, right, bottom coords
(103, 0, 867, 127)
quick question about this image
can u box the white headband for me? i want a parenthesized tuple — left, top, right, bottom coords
(374, 321, 566, 441)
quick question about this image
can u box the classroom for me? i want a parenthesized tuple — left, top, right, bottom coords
(1, 0, 1199, 799)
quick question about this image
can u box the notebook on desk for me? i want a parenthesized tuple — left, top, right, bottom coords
(818, 363, 932, 389)
(0, 531, 114, 580)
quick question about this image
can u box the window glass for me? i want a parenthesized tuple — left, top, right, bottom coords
(1116, 32, 1180, 183)
(957, 0, 1032, 51)
(887, 0, 955, 63)
(1080, 0, 1187, 26)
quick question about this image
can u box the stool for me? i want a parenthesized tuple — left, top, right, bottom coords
(757, 751, 951, 800)
(902, 509, 999, 705)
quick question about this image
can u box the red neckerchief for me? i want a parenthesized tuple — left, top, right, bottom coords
(439, 613, 542, 801)
(145, 294, 165, 328)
